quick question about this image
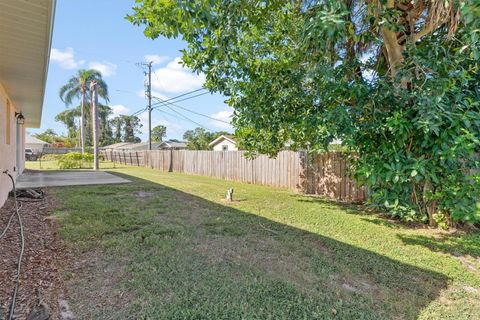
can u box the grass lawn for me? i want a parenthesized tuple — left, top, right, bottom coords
(26, 162, 480, 319)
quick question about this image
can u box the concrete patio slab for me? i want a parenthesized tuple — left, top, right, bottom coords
(16, 171, 131, 189)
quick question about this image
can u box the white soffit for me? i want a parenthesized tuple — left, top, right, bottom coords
(0, 0, 56, 128)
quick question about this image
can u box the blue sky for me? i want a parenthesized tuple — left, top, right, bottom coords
(32, 0, 232, 141)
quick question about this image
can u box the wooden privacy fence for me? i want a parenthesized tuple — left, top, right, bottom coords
(103, 150, 145, 167)
(102, 150, 366, 202)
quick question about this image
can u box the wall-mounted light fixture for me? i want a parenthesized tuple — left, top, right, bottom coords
(15, 112, 25, 125)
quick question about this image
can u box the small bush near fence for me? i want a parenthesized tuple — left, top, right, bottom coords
(58, 152, 94, 169)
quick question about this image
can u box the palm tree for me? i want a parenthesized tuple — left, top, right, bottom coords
(59, 69, 109, 153)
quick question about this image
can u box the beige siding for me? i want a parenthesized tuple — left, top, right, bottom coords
(0, 83, 25, 207)
(212, 138, 238, 151)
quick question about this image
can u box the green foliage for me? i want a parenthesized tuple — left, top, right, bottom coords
(121, 115, 142, 143)
(182, 127, 230, 150)
(33, 129, 78, 147)
(55, 108, 80, 139)
(55, 104, 114, 147)
(57, 152, 94, 169)
(128, 1, 480, 226)
(151, 125, 167, 142)
(59, 69, 109, 106)
(33, 129, 59, 144)
(59, 69, 110, 149)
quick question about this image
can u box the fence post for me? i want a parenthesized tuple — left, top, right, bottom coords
(130, 152, 133, 165)
(169, 149, 173, 172)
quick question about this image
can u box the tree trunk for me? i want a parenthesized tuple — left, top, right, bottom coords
(380, 0, 405, 79)
(80, 90, 86, 154)
(90, 81, 99, 171)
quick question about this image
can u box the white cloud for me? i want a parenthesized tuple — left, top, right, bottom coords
(144, 54, 169, 65)
(88, 61, 117, 77)
(109, 104, 130, 118)
(50, 47, 85, 69)
(151, 57, 205, 94)
(210, 109, 233, 130)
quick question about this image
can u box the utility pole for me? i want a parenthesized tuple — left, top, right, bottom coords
(147, 61, 152, 150)
(136, 60, 153, 149)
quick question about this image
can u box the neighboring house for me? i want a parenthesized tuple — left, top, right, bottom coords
(209, 135, 238, 151)
(100, 142, 134, 151)
(0, 0, 56, 207)
(158, 140, 187, 150)
(102, 141, 188, 151)
(127, 142, 165, 151)
(25, 134, 50, 154)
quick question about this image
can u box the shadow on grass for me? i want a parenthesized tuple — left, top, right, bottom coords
(58, 171, 451, 319)
(291, 194, 365, 213)
(398, 232, 480, 259)
(293, 194, 434, 231)
(293, 193, 480, 260)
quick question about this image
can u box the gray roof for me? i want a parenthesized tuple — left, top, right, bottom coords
(100, 142, 132, 150)
(101, 141, 187, 151)
(25, 134, 49, 145)
(128, 142, 164, 151)
(159, 141, 187, 149)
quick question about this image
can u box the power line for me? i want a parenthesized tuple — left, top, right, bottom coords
(153, 96, 231, 124)
(151, 91, 210, 109)
(165, 105, 212, 131)
(151, 96, 231, 124)
(156, 107, 213, 131)
(151, 88, 208, 108)
(131, 107, 147, 117)
(129, 87, 208, 117)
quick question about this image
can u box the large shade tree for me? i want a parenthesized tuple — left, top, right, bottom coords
(59, 69, 109, 153)
(183, 128, 231, 150)
(55, 104, 114, 147)
(151, 125, 167, 142)
(129, 1, 480, 226)
(109, 115, 143, 143)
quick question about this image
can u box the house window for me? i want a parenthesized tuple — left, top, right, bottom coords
(222, 145, 228, 151)
(5, 100, 11, 144)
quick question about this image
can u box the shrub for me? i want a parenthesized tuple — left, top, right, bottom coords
(57, 152, 94, 169)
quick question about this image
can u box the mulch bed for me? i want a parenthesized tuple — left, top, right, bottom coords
(0, 189, 70, 319)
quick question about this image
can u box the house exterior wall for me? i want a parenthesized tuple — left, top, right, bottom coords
(212, 139, 238, 151)
(0, 83, 24, 207)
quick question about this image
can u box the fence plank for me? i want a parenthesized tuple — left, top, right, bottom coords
(103, 150, 365, 202)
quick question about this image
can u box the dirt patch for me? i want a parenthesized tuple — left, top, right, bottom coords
(134, 191, 155, 199)
(193, 235, 321, 293)
(63, 250, 134, 319)
(0, 190, 71, 319)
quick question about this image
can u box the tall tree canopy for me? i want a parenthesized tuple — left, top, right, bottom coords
(112, 115, 143, 143)
(59, 69, 109, 152)
(183, 128, 231, 150)
(128, 1, 480, 226)
(55, 104, 114, 147)
(151, 125, 167, 142)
